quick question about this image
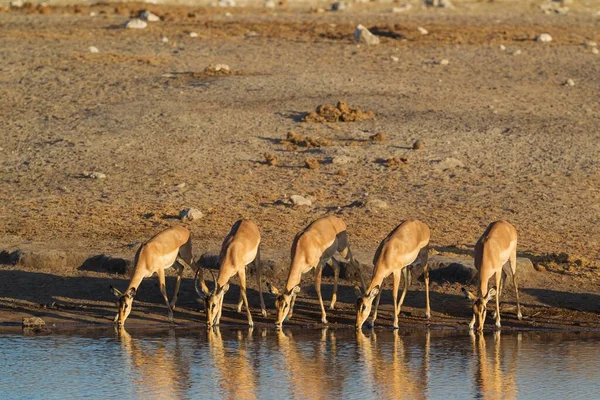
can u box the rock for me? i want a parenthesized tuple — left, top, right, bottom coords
(390, 55, 399, 62)
(139, 10, 160, 21)
(536, 33, 553, 42)
(125, 19, 148, 29)
(90, 11, 97, 17)
(412, 140, 424, 150)
(264, 0, 276, 8)
(500, 44, 506, 51)
(354, 25, 380, 46)
(564, 78, 575, 86)
(88, 46, 99, 53)
(83, 171, 106, 179)
(439, 59, 449, 65)
(10, 0, 24, 8)
(432, 157, 464, 172)
(583, 41, 597, 48)
(512, 49, 522, 56)
(189, 32, 199, 38)
(364, 198, 388, 209)
(161, 36, 169, 43)
(417, 27, 428, 35)
(592, 48, 599, 55)
(290, 195, 312, 207)
(331, 1, 349, 11)
(179, 207, 204, 221)
(175, 182, 186, 189)
(392, 4, 412, 13)
(332, 155, 354, 165)
(218, 0, 236, 7)
(22, 317, 45, 327)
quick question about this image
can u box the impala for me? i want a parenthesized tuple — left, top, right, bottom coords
(110, 225, 205, 326)
(198, 219, 266, 327)
(268, 215, 366, 326)
(355, 219, 431, 330)
(462, 220, 522, 331)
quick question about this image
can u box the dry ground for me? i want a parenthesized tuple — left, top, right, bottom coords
(0, 0, 599, 331)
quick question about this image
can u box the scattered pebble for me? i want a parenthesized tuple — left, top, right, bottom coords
(189, 32, 199, 38)
(10, 0, 24, 8)
(384, 157, 408, 168)
(500, 44, 506, 51)
(161, 36, 169, 43)
(245, 31, 258, 38)
(417, 27, 429, 35)
(364, 198, 388, 209)
(83, 171, 106, 179)
(331, 1, 349, 11)
(176, 182, 186, 189)
(564, 78, 575, 86)
(354, 24, 380, 46)
(219, 0, 236, 7)
(369, 132, 387, 142)
(22, 317, 45, 327)
(390, 55, 399, 62)
(592, 48, 599, 55)
(89, 11, 97, 17)
(439, 59, 449, 65)
(290, 195, 312, 207)
(332, 155, 354, 165)
(392, 4, 412, 13)
(264, 0, 276, 8)
(88, 46, 99, 53)
(125, 19, 148, 29)
(583, 41, 597, 48)
(412, 140, 424, 150)
(432, 157, 464, 172)
(179, 208, 204, 222)
(225, 11, 233, 16)
(205, 64, 230, 73)
(536, 33, 553, 42)
(139, 10, 160, 22)
(512, 49, 522, 56)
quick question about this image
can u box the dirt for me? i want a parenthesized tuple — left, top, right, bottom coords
(1, 0, 599, 331)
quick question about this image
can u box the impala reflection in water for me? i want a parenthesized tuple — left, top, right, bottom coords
(0, 328, 599, 399)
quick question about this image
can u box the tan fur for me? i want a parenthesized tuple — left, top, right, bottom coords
(270, 215, 365, 326)
(356, 219, 431, 330)
(111, 225, 198, 326)
(465, 220, 522, 331)
(204, 219, 265, 327)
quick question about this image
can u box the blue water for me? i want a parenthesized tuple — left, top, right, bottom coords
(0, 327, 599, 399)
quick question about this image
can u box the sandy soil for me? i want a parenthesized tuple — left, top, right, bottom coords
(0, 0, 599, 331)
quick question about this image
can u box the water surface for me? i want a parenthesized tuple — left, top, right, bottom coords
(1, 327, 599, 399)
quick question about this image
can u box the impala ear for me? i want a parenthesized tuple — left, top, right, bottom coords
(110, 285, 123, 298)
(483, 287, 497, 304)
(368, 286, 380, 299)
(354, 285, 364, 297)
(462, 287, 477, 302)
(125, 287, 136, 299)
(267, 282, 280, 295)
(291, 285, 301, 295)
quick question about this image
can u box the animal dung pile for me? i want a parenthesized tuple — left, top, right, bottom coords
(283, 131, 332, 148)
(304, 101, 375, 123)
(384, 156, 408, 168)
(263, 153, 278, 166)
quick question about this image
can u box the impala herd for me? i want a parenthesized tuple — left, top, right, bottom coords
(111, 216, 523, 332)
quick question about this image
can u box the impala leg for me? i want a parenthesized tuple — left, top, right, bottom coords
(510, 251, 522, 320)
(169, 262, 184, 310)
(397, 267, 410, 316)
(491, 269, 506, 320)
(329, 259, 340, 310)
(370, 291, 382, 327)
(157, 268, 174, 323)
(315, 262, 328, 324)
(238, 269, 254, 327)
(392, 270, 402, 329)
(424, 264, 431, 319)
(288, 293, 297, 321)
(255, 247, 267, 317)
(494, 270, 502, 329)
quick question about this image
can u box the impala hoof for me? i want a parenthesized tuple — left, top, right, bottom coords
(517, 311, 523, 320)
(321, 318, 328, 324)
(261, 309, 268, 317)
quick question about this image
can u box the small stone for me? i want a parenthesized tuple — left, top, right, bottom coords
(219, 0, 236, 7)
(22, 317, 45, 327)
(439, 59, 449, 65)
(364, 198, 388, 209)
(417, 27, 428, 35)
(390, 55, 399, 62)
(392, 4, 412, 13)
(125, 19, 148, 29)
(331, 1, 348, 11)
(500, 44, 506, 51)
(412, 140, 424, 150)
(161, 36, 169, 43)
(369, 132, 387, 142)
(88, 46, 99, 53)
(305, 158, 320, 169)
(290, 195, 312, 207)
(10, 0, 24, 8)
(179, 208, 204, 221)
(437, 0, 453, 8)
(89, 11, 97, 17)
(564, 78, 575, 86)
(209, 64, 230, 72)
(332, 155, 354, 165)
(176, 182, 186, 189)
(592, 48, 599, 55)
(536, 33, 553, 42)
(139, 10, 160, 22)
(512, 49, 522, 56)
(245, 31, 259, 38)
(189, 32, 199, 38)
(84, 171, 106, 179)
(583, 41, 597, 48)
(354, 24, 380, 46)
(264, 0, 276, 8)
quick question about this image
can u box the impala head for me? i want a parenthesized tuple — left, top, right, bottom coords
(204, 283, 229, 327)
(110, 286, 136, 326)
(355, 286, 380, 330)
(463, 287, 497, 332)
(267, 283, 300, 327)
